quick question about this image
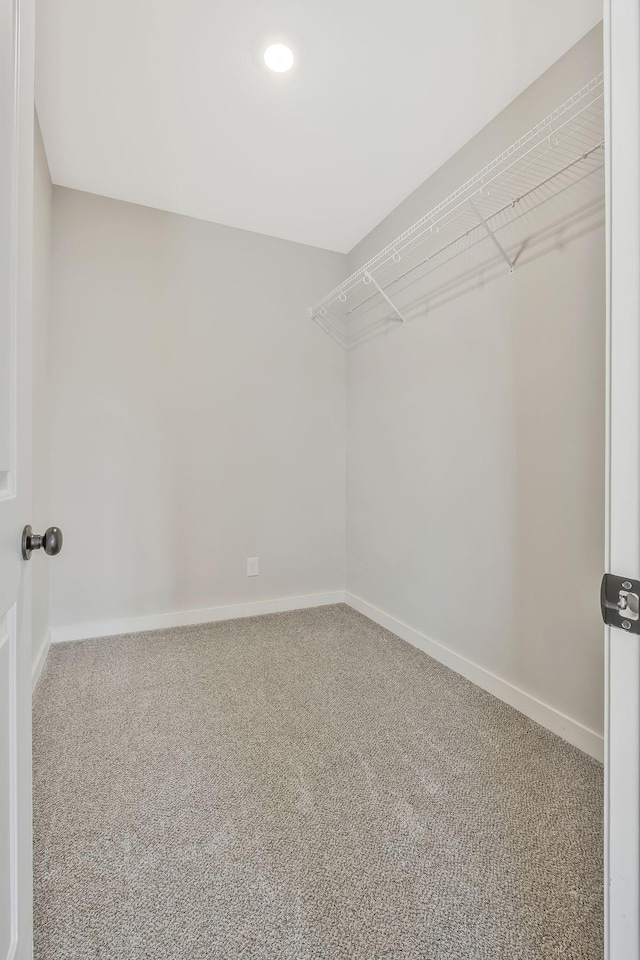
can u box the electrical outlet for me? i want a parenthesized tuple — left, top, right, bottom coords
(247, 557, 259, 577)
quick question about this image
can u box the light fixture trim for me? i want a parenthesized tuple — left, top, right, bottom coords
(263, 42, 295, 74)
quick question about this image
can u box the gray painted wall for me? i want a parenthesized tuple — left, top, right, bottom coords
(346, 25, 605, 737)
(48, 190, 346, 629)
(32, 112, 52, 672)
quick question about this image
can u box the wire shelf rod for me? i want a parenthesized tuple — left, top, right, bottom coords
(323, 131, 603, 316)
(336, 147, 603, 319)
(492, 109, 602, 203)
(311, 73, 604, 316)
(309, 73, 604, 346)
(336, 145, 601, 319)
(351, 100, 603, 291)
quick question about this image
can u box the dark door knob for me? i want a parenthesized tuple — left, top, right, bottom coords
(22, 525, 63, 560)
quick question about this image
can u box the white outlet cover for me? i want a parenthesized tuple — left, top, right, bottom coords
(247, 557, 259, 577)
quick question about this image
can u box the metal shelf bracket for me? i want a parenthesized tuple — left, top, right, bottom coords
(363, 271, 406, 324)
(469, 200, 515, 274)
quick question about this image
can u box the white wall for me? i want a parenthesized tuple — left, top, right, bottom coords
(346, 25, 605, 742)
(48, 189, 346, 632)
(32, 112, 52, 677)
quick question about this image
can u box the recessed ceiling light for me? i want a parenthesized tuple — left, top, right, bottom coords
(264, 43, 294, 73)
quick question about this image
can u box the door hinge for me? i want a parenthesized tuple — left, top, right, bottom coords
(601, 574, 640, 634)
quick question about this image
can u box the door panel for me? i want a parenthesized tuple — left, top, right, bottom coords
(0, 0, 34, 958)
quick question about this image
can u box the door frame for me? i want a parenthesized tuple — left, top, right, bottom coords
(604, 1, 640, 957)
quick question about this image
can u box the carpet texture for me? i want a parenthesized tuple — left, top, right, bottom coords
(32, 604, 603, 959)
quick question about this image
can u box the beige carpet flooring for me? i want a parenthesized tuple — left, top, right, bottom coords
(32, 604, 603, 959)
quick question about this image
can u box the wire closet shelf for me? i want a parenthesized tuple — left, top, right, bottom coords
(309, 73, 605, 348)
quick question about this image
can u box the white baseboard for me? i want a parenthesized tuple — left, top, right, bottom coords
(49, 591, 347, 646)
(31, 628, 51, 692)
(346, 592, 604, 762)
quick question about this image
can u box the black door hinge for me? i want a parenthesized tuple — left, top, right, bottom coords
(601, 574, 640, 634)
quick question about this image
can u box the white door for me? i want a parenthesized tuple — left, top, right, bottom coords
(0, 0, 34, 957)
(604, 1, 640, 957)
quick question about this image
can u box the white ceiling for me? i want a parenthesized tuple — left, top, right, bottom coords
(35, 0, 602, 253)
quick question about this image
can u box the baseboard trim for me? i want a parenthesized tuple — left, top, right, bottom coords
(49, 591, 347, 645)
(31, 628, 51, 692)
(346, 592, 604, 762)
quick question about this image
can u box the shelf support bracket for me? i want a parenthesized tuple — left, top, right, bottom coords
(363, 271, 406, 324)
(469, 200, 515, 274)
